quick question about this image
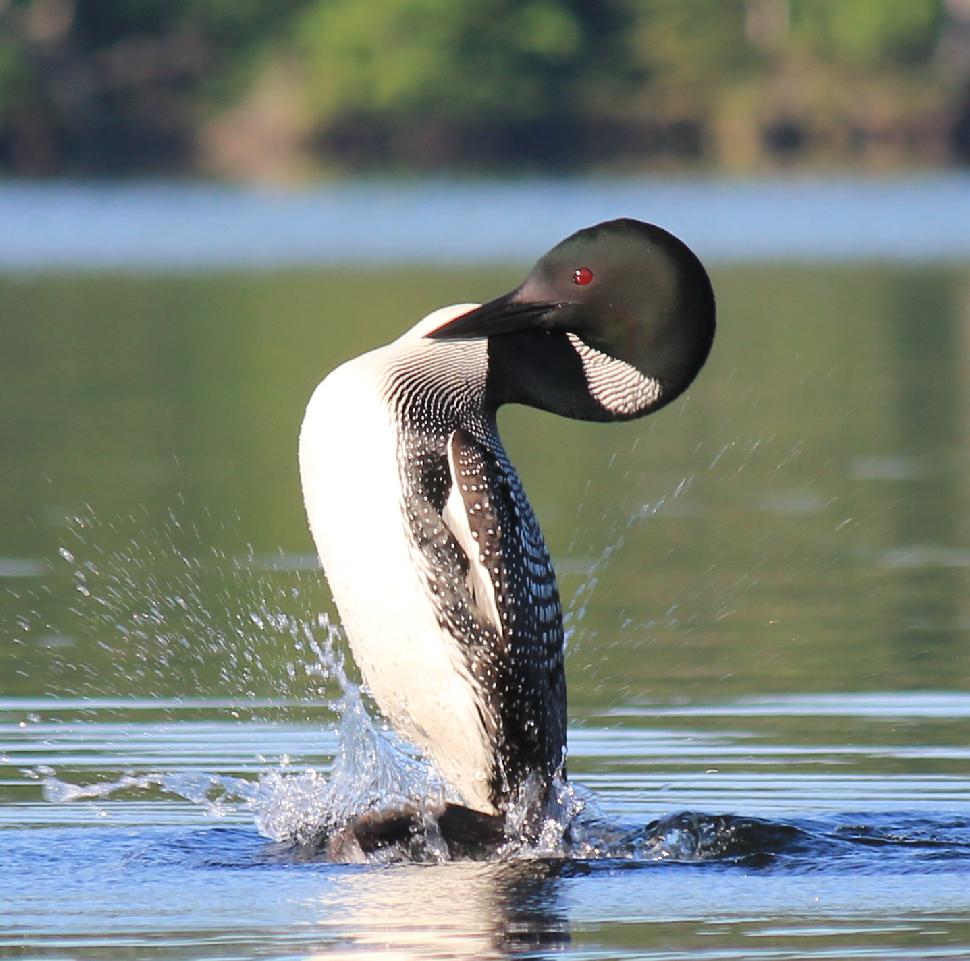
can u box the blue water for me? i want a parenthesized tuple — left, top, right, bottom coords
(2, 175, 970, 958)
(0, 173, 968, 270)
(4, 695, 970, 959)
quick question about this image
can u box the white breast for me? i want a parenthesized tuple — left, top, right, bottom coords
(298, 308, 498, 814)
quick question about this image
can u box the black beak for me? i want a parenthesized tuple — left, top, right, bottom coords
(426, 290, 561, 340)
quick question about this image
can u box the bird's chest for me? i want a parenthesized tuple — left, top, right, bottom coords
(298, 361, 497, 801)
(300, 363, 436, 675)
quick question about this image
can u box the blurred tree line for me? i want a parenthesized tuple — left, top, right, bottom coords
(1, 0, 969, 180)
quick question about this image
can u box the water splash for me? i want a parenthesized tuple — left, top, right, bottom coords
(28, 503, 712, 863)
(25, 508, 466, 855)
(35, 619, 457, 857)
(251, 678, 455, 850)
(13, 509, 349, 705)
(28, 503, 813, 865)
(563, 458, 698, 653)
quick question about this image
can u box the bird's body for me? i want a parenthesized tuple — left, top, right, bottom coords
(300, 219, 715, 834)
(301, 305, 565, 814)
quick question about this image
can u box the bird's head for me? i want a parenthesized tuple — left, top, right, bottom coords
(427, 218, 715, 421)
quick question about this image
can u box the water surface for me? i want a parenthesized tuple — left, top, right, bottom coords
(1, 174, 968, 270)
(1, 217, 969, 957)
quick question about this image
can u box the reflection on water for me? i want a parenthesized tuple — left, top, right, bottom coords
(2, 261, 967, 703)
(311, 861, 569, 959)
(1, 254, 969, 957)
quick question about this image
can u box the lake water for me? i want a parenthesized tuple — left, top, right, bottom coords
(2, 173, 969, 271)
(1, 177, 970, 959)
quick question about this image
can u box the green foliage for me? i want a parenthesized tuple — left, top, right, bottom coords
(0, 38, 28, 119)
(625, 0, 756, 96)
(790, 0, 941, 68)
(0, 0, 962, 175)
(296, 0, 611, 122)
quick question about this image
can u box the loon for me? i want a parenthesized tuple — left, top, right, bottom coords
(299, 218, 715, 849)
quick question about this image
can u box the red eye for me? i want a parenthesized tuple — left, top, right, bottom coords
(572, 267, 594, 286)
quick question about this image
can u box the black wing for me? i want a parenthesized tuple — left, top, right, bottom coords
(443, 426, 567, 802)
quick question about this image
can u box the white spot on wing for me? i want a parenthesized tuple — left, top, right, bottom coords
(442, 432, 503, 635)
